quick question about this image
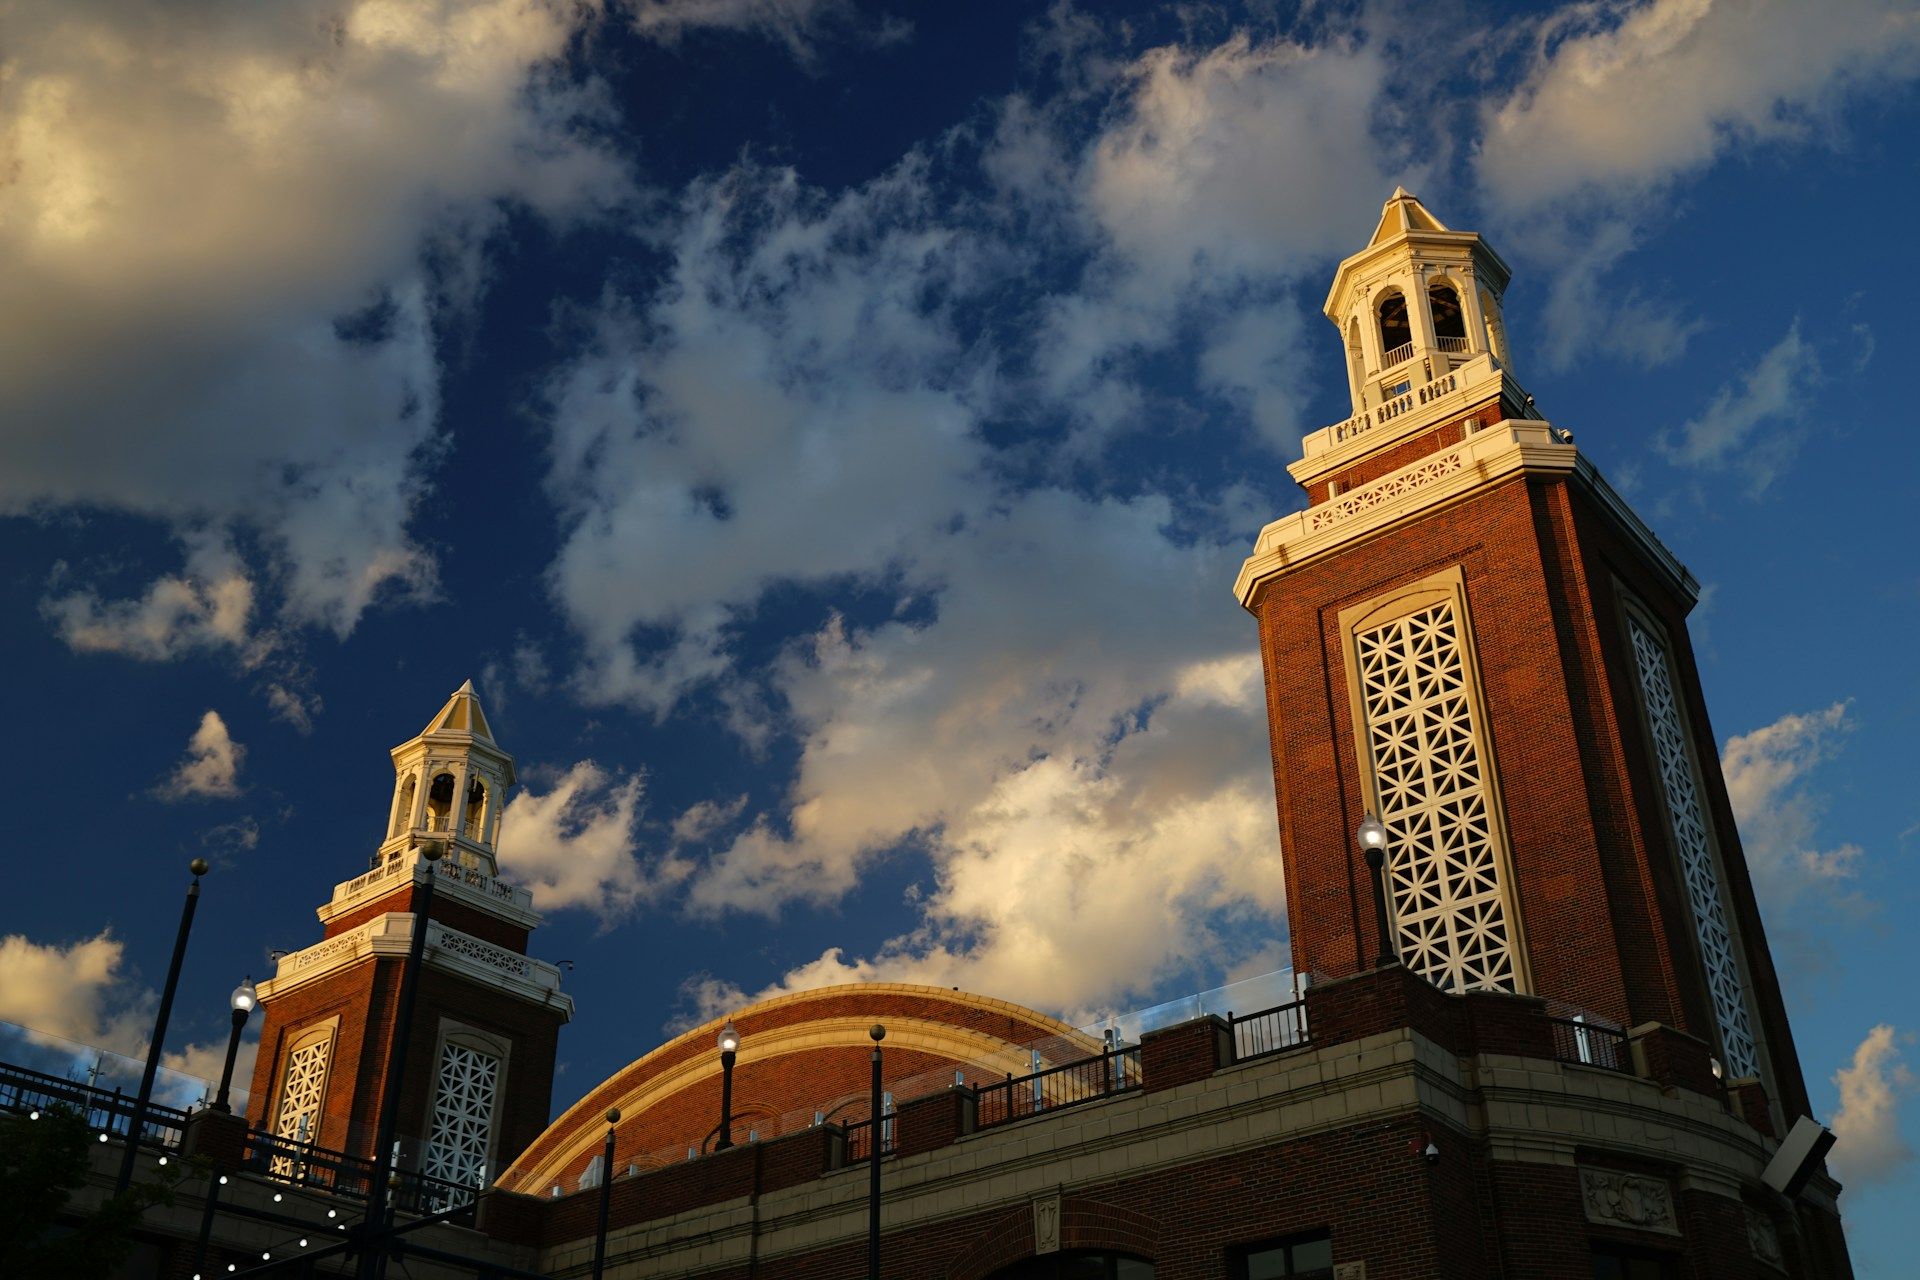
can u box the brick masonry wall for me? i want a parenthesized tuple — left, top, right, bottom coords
(1250, 467, 1809, 1125)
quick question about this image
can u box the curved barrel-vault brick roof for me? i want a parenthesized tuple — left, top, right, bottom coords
(499, 983, 1095, 1194)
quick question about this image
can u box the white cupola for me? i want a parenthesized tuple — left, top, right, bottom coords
(1324, 188, 1514, 419)
(377, 679, 516, 874)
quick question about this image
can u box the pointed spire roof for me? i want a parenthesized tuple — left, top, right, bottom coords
(1368, 187, 1450, 246)
(422, 678, 495, 742)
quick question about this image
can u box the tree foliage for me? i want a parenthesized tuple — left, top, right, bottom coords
(0, 1108, 180, 1279)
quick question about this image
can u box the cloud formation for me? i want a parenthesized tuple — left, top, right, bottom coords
(1722, 702, 1861, 908)
(156, 710, 247, 802)
(1477, 0, 1920, 368)
(1661, 323, 1822, 495)
(1, 0, 627, 646)
(496, 761, 678, 922)
(1831, 1024, 1917, 1186)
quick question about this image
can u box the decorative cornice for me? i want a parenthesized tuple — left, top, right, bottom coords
(258, 913, 572, 1020)
(1289, 354, 1514, 488)
(1237, 423, 1698, 611)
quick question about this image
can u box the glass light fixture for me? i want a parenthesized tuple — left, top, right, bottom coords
(717, 1020, 740, 1054)
(1357, 813, 1389, 851)
(230, 979, 258, 1014)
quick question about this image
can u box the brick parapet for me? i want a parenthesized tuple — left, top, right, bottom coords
(1628, 1021, 1722, 1098)
(1727, 1078, 1775, 1138)
(894, 1085, 976, 1157)
(1138, 1015, 1230, 1092)
(181, 1108, 250, 1166)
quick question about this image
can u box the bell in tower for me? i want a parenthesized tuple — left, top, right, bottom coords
(245, 681, 572, 1199)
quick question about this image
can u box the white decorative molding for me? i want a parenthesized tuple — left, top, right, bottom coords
(319, 853, 539, 932)
(1237, 424, 1697, 610)
(1033, 1194, 1061, 1254)
(1290, 354, 1508, 482)
(1579, 1167, 1679, 1235)
(1626, 614, 1761, 1081)
(1333, 1264, 1367, 1280)
(259, 914, 573, 1018)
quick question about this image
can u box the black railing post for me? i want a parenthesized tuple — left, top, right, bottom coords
(358, 842, 443, 1280)
(867, 1024, 885, 1280)
(191, 1164, 225, 1276)
(116, 858, 207, 1194)
(591, 1108, 619, 1280)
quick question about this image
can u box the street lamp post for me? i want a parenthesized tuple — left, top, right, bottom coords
(868, 1023, 885, 1280)
(213, 978, 258, 1114)
(1357, 813, 1397, 968)
(116, 858, 209, 1194)
(715, 1021, 740, 1151)
(590, 1107, 620, 1280)
(358, 838, 445, 1280)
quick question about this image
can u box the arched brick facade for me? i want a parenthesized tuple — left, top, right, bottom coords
(942, 1197, 1164, 1280)
(501, 983, 1097, 1194)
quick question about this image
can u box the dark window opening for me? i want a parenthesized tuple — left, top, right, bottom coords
(1429, 283, 1466, 340)
(1590, 1242, 1678, 1279)
(1235, 1231, 1333, 1279)
(1377, 293, 1411, 357)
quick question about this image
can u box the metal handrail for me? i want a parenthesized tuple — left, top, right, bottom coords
(975, 1047, 1140, 1131)
(0, 1061, 191, 1148)
(1546, 1014, 1631, 1073)
(242, 1128, 481, 1216)
(1226, 999, 1311, 1062)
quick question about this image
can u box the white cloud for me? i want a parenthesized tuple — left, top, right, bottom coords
(1034, 33, 1413, 450)
(1722, 702, 1861, 908)
(1476, 0, 1920, 369)
(156, 710, 247, 802)
(41, 532, 259, 663)
(1830, 1024, 1917, 1186)
(1, 0, 627, 645)
(0, 930, 254, 1101)
(496, 761, 682, 921)
(1662, 322, 1821, 495)
(1480, 0, 1920, 212)
(627, 0, 883, 60)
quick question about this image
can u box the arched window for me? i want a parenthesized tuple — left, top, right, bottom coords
(988, 1253, 1154, 1279)
(464, 777, 488, 842)
(425, 772, 456, 832)
(269, 1023, 335, 1175)
(422, 1025, 509, 1207)
(1376, 292, 1412, 365)
(391, 775, 417, 839)
(1428, 281, 1467, 351)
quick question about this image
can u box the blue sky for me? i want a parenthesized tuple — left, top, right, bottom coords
(1, 0, 1917, 1268)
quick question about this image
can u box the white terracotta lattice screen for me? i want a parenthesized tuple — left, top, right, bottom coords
(270, 1037, 331, 1175)
(1626, 616, 1760, 1079)
(423, 1042, 500, 1195)
(1356, 599, 1518, 992)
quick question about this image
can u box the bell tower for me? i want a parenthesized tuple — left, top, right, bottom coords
(246, 681, 573, 1195)
(1238, 191, 1809, 1128)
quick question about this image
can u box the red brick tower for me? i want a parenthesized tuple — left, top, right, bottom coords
(245, 681, 573, 1190)
(1238, 190, 1808, 1132)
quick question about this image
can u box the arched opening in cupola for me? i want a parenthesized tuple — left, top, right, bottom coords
(464, 777, 489, 842)
(1429, 281, 1467, 351)
(425, 771, 457, 832)
(1377, 291, 1412, 364)
(390, 774, 417, 838)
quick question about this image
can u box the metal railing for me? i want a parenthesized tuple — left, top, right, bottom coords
(975, 1046, 1140, 1131)
(1228, 999, 1310, 1062)
(0, 1061, 190, 1149)
(1547, 1015, 1631, 1073)
(242, 1129, 482, 1219)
